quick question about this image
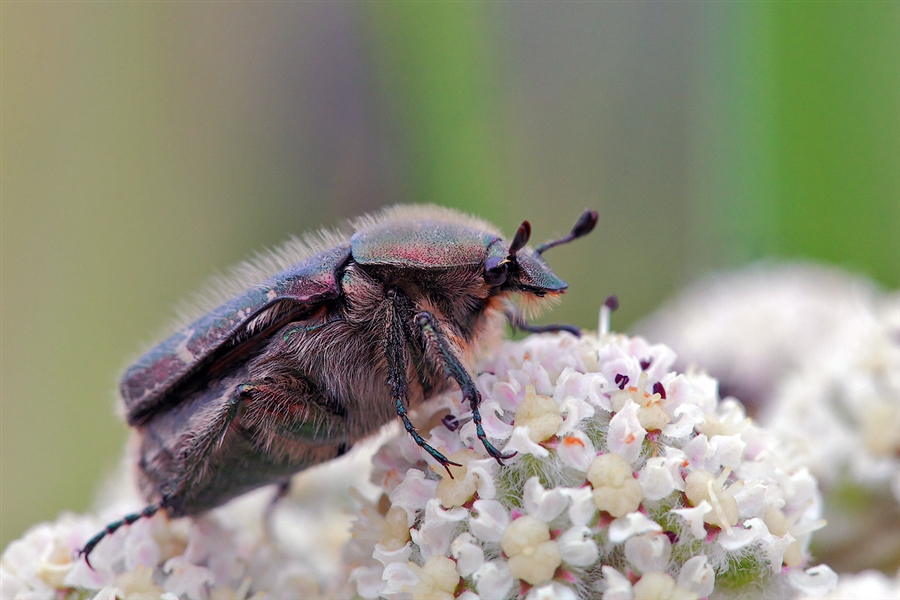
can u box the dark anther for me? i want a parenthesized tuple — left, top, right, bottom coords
(640, 358, 652, 370)
(652, 382, 666, 399)
(442, 414, 460, 431)
(605, 295, 619, 311)
(535, 210, 599, 255)
(615, 373, 630, 390)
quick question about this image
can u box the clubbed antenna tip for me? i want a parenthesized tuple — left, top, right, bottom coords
(572, 209, 599, 239)
(535, 209, 599, 255)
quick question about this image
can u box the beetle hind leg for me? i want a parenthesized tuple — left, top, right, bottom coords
(415, 311, 516, 465)
(78, 504, 161, 569)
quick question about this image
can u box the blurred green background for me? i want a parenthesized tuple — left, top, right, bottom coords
(2, 3, 897, 549)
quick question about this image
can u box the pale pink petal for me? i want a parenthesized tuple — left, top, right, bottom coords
(526, 581, 580, 600)
(450, 533, 484, 577)
(557, 431, 597, 472)
(523, 477, 569, 522)
(473, 560, 514, 599)
(558, 396, 596, 436)
(467, 458, 498, 501)
(664, 402, 705, 438)
(787, 564, 838, 597)
(351, 565, 386, 599)
(372, 542, 412, 568)
(638, 456, 678, 501)
(489, 380, 522, 413)
(677, 555, 715, 598)
(601, 565, 634, 600)
(608, 513, 662, 544)
(389, 469, 438, 519)
(718, 517, 768, 549)
(624, 533, 671, 574)
(672, 502, 712, 541)
(559, 487, 597, 527)
(380, 561, 419, 596)
(711, 434, 746, 470)
(468, 500, 509, 543)
(503, 426, 551, 458)
(558, 526, 599, 567)
(607, 401, 646, 464)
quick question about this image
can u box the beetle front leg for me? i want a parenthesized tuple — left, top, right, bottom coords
(385, 289, 461, 476)
(415, 311, 515, 464)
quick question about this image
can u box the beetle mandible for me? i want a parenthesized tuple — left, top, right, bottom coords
(79, 204, 598, 565)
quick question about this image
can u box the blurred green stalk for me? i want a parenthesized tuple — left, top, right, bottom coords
(364, 3, 508, 222)
(770, 3, 898, 285)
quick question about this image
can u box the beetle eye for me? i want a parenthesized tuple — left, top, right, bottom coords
(484, 256, 508, 286)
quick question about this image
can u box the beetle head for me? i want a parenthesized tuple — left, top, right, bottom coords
(484, 210, 598, 296)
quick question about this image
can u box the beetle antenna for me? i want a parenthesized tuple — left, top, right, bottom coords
(508, 221, 531, 257)
(535, 210, 598, 255)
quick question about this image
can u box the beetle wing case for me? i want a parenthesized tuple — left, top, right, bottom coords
(121, 244, 351, 426)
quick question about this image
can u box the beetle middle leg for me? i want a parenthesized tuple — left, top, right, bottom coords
(415, 311, 516, 464)
(164, 377, 347, 511)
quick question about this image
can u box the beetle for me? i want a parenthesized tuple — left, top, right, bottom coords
(79, 204, 597, 565)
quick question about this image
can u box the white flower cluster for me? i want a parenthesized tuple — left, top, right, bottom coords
(0, 446, 377, 600)
(1, 319, 855, 600)
(344, 331, 836, 599)
(797, 568, 900, 600)
(637, 263, 900, 573)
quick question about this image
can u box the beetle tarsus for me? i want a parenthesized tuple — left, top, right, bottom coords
(505, 310, 582, 337)
(79, 504, 160, 569)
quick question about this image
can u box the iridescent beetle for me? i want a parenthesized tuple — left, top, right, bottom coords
(80, 205, 597, 564)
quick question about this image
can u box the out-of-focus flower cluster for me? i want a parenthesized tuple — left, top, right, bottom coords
(0, 444, 380, 600)
(637, 263, 900, 573)
(344, 331, 837, 599)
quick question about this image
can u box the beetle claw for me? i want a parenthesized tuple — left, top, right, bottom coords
(437, 458, 464, 479)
